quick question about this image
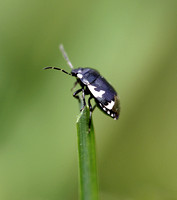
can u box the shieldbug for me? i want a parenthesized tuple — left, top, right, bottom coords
(44, 45, 120, 131)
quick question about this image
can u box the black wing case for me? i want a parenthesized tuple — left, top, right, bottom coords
(87, 76, 120, 119)
(89, 76, 117, 103)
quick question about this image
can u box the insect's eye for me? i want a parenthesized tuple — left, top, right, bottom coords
(71, 71, 76, 76)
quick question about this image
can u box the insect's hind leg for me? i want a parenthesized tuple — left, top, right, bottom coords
(88, 96, 96, 133)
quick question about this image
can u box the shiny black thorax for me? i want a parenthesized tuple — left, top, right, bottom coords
(72, 68, 100, 85)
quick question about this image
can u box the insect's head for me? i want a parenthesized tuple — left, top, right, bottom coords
(71, 67, 87, 75)
(71, 68, 83, 77)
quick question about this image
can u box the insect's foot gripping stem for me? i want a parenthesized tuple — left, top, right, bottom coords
(80, 102, 86, 112)
(80, 106, 85, 112)
(80, 88, 86, 112)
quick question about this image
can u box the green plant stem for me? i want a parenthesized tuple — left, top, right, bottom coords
(76, 106, 99, 200)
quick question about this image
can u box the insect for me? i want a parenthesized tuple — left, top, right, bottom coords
(44, 45, 120, 132)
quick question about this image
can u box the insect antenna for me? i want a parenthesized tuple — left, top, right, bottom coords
(59, 44, 74, 69)
(43, 66, 72, 76)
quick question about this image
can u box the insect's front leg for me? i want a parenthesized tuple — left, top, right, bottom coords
(71, 81, 78, 92)
(73, 87, 86, 111)
(73, 88, 82, 102)
(88, 96, 96, 133)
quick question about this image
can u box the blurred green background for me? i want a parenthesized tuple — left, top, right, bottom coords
(0, 0, 177, 200)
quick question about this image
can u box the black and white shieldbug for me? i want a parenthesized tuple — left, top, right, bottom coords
(44, 45, 120, 131)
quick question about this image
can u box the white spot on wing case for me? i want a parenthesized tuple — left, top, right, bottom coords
(105, 100, 115, 110)
(88, 85, 105, 98)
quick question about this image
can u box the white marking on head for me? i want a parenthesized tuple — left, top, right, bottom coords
(105, 100, 115, 110)
(107, 111, 110, 115)
(88, 85, 105, 98)
(77, 74, 83, 79)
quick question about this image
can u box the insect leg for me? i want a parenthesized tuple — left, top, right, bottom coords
(92, 104, 96, 111)
(71, 81, 78, 92)
(88, 96, 96, 133)
(73, 88, 82, 101)
(73, 88, 86, 109)
(80, 88, 86, 112)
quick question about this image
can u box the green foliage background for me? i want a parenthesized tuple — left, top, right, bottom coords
(0, 1, 177, 199)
